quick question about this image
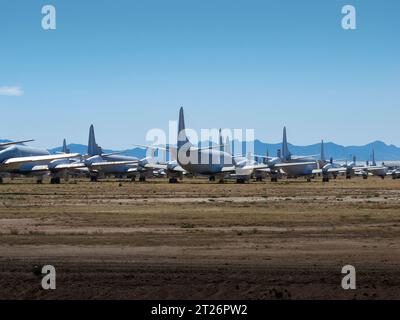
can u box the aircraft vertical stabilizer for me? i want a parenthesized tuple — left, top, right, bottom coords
(219, 128, 223, 152)
(372, 149, 376, 166)
(281, 126, 290, 161)
(320, 140, 326, 162)
(225, 137, 231, 155)
(62, 139, 70, 154)
(88, 124, 102, 156)
(177, 107, 191, 150)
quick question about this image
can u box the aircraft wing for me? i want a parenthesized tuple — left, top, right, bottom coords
(363, 166, 387, 172)
(89, 160, 138, 169)
(132, 144, 178, 160)
(327, 167, 347, 173)
(313, 166, 347, 174)
(0, 139, 35, 147)
(1, 153, 81, 169)
(221, 166, 236, 173)
(292, 154, 319, 160)
(354, 170, 371, 176)
(50, 162, 87, 170)
(312, 169, 322, 174)
(30, 165, 50, 172)
(193, 145, 224, 151)
(351, 166, 368, 171)
(251, 164, 270, 170)
(273, 161, 317, 168)
(169, 165, 186, 173)
(143, 163, 168, 170)
(101, 152, 124, 157)
(234, 164, 269, 176)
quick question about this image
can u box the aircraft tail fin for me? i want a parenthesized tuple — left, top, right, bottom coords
(219, 129, 224, 152)
(177, 107, 192, 150)
(88, 124, 102, 156)
(225, 136, 231, 154)
(320, 140, 326, 162)
(148, 146, 156, 158)
(62, 139, 70, 154)
(372, 149, 376, 166)
(281, 126, 290, 161)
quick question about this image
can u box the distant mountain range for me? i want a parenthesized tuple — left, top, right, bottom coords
(2, 139, 399, 161)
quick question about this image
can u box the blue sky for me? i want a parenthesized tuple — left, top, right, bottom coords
(0, 0, 399, 149)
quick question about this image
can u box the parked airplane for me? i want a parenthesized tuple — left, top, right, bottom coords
(356, 149, 388, 179)
(0, 139, 80, 183)
(44, 139, 91, 183)
(83, 125, 139, 181)
(257, 127, 320, 182)
(126, 147, 169, 182)
(175, 107, 272, 182)
(174, 107, 236, 182)
(388, 169, 400, 179)
(130, 144, 187, 183)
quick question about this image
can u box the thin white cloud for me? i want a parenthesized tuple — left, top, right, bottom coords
(0, 86, 24, 96)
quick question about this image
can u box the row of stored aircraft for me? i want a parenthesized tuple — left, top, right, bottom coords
(0, 107, 397, 184)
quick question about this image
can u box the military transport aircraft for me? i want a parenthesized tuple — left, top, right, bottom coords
(82, 125, 139, 181)
(0, 139, 80, 183)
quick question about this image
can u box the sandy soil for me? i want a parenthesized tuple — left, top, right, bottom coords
(0, 176, 399, 299)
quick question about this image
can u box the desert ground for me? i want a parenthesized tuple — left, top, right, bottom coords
(0, 176, 399, 300)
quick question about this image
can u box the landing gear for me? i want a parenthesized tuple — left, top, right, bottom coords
(50, 177, 61, 184)
(139, 176, 146, 182)
(130, 177, 136, 182)
(270, 173, 278, 182)
(218, 178, 225, 184)
(209, 176, 216, 182)
(363, 175, 368, 180)
(255, 176, 263, 182)
(306, 177, 312, 182)
(90, 175, 98, 182)
(380, 176, 385, 179)
(36, 178, 43, 184)
(0, 177, 3, 184)
(169, 178, 178, 183)
(346, 173, 352, 179)
(236, 179, 246, 184)
(322, 175, 329, 182)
